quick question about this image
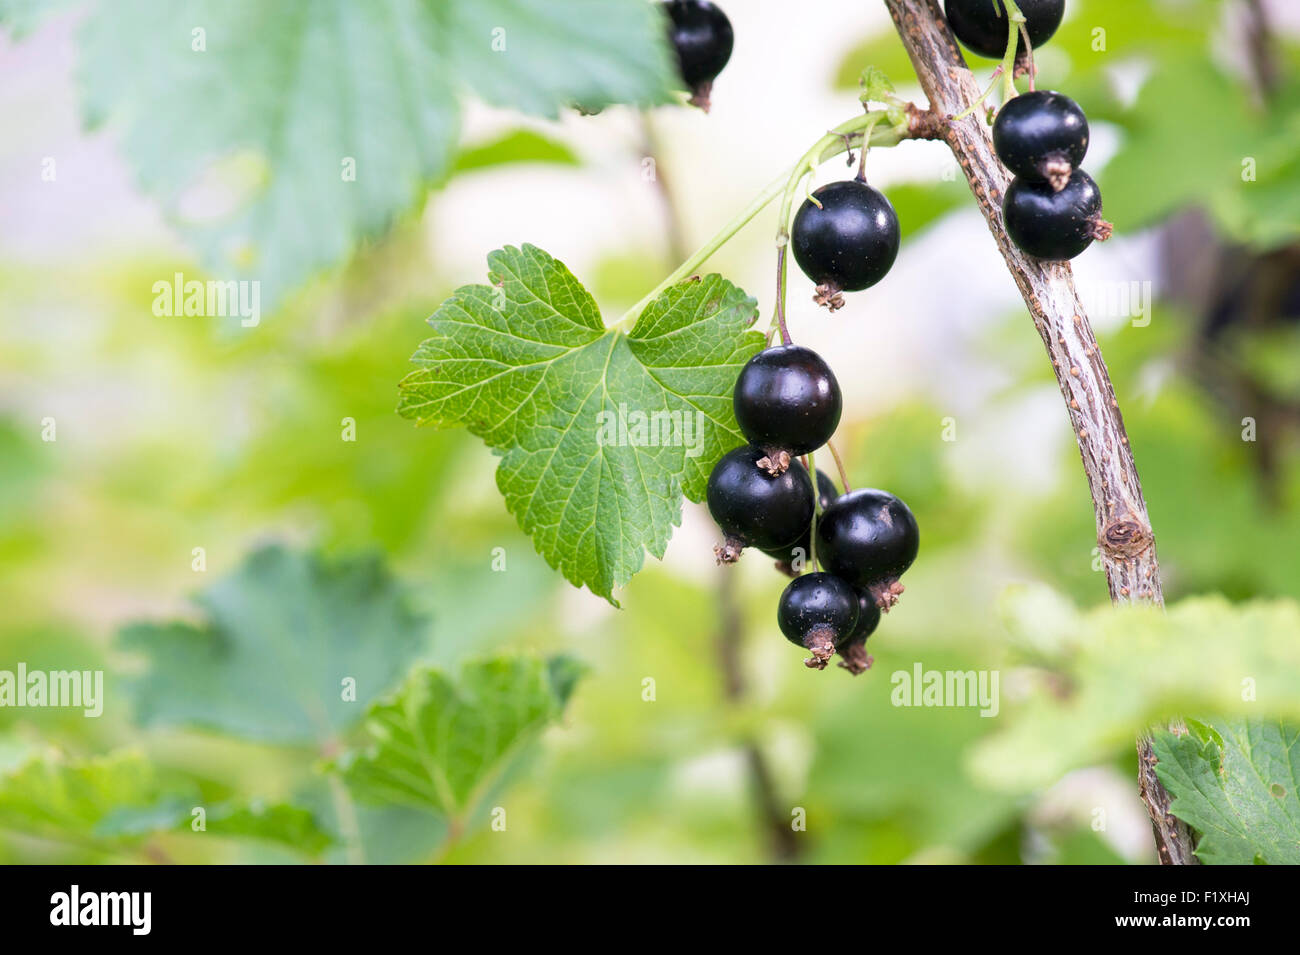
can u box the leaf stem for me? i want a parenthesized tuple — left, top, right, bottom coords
(616, 169, 790, 332)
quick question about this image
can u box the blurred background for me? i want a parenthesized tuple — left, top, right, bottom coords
(1, 0, 1298, 864)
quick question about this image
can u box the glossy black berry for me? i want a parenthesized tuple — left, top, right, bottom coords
(662, 0, 733, 109)
(762, 467, 838, 565)
(816, 488, 919, 610)
(845, 589, 882, 644)
(834, 589, 883, 675)
(791, 179, 900, 308)
(707, 445, 814, 562)
(944, 0, 1064, 60)
(993, 91, 1089, 190)
(734, 345, 841, 459)
(777, 572, 859, 670)
(1003, 169, 1110, 261)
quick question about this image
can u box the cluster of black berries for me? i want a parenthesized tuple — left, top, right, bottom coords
(706, 344, 918, 674)
(945, 1, 1110, 261)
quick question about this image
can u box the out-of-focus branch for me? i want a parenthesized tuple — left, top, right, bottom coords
(716, 567, 802, 863)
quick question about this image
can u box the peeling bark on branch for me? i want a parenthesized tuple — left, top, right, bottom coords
(882, 0, 1198, 864)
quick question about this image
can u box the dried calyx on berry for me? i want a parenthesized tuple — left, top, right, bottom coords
(816, 488, 920, 611)
(993, 90, 1089, 192)
(706, 445, 814, 563)
(1003, 168, 1111, 261)
(661, 0, 734, 111)
(777, 572, 859, 670)
(733, 344, 842, 475)
(791, 179, 900, 311)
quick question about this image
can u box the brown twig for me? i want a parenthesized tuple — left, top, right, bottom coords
(882, 0, 1197, 864)
(716, 567, 802, 862)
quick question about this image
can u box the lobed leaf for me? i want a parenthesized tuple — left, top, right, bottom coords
(339, 655, 582, 819)
(119, 545, 428, 745)
(1153, 718, 1300, 865)
(399, 245, 763, 602)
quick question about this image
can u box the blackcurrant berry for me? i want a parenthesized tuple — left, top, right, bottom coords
(734, 345, 841, 465)
(992, 91, 1089, 191)
(835, 589, 882, 675)
(791, 179, 900, 310)
(707, 445, 814, 562)
(944, 0, 1064, 60)
(1003, 169, 1111, 261)
(762, 467, 838, 568)
(777, 572, 859, 670)
(662, 0, 733, 111)
(816, 488, 919, 611)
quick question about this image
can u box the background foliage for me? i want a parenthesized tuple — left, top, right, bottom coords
(1, 0, 1298, 863)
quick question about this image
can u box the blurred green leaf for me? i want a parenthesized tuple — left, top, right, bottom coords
(888, 180, 972, 235)
(0, 751, 162, 845)
(972, 595, 1300, 791)
(0, 750, 332, 856)
(0, 0, 78, 38)
(194, 800, 332, 853)
(97, 794, 332, 854)
(120, 545, 427, 745)
(1100, 58, 1300, 246)
(339, 655, 581, 820)
(833, 31, 917, 91)
(809, 647, 1021, 862)
(449, 129, 581, 178)
(1153, 718, 1300, 865)
(398, 245, 763, 602)
(72, 0, 676, 310)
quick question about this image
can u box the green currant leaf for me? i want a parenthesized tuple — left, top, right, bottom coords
(969, 593, 1300, 792)
(119, 545, 428, 745)
(1153, 718, 1300, 865)
(0, 751, 163, 842)
(858, 65, 897, 105)
(68, 0, 676, 311)
(0, 751, 333, 856)
(338, 655, 582, 819)
(398, 245, 763, 603)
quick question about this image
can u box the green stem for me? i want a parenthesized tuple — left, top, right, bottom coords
(807, 449, 821, 573)
(952, 1, 1027, 121)
(615, 169, 789, 332)
(773, 245, 792, 345)
(1000, 1, 1026, 103)
(615, 112, 911, 332)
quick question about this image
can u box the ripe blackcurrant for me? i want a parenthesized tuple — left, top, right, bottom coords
(944, 0, 1064, 60)
(791, 179, 900, 310)
(662, 0, 733, 111)
(993, 91, 1089, 191)
(777, 572, 859, 670)
(1003, 169, 1111, 261)
(734, 345, 841, 466)
(707, 445, 814, 562)
(835, 589, 882, 675)
(762, 467, 838, 568)
(816, 488, 919, 610)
